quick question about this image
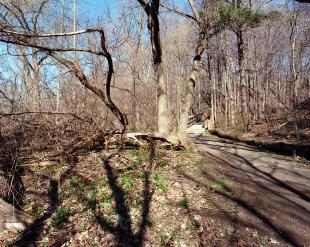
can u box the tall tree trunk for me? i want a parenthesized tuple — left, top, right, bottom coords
(56, 0, 65, 124)
(236, 29, 248, 130)
(291, 24, 299, 137)
(178, 0, 207, 147)
(178, 30, 207, 144)
(138, 0, 170, 136)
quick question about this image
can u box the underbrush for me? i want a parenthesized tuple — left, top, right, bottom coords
(1, 146, 286, 246)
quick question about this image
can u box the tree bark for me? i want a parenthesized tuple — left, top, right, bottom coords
(137, 0, 170, 136)
(177, 0, 207, 147)
(236, 28, 248, 130)
(178, 30, 207, 145)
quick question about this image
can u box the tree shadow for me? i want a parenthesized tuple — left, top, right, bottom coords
(200, 144, 310, 204)
(0, 132, 25, 209)
(178, 166, 305, 247)
(98, 143, 155, 247)
(191, 137, 310, 247)
(75, 143, 156, 247)
(10, 156, 77, 247)
(202, 131, 310, 160)
(11, 178, 59, 247)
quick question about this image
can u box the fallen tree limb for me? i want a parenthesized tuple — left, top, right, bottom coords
(209, 129, 310, 161)
(40, 131, 183, 161)
(124, 132, 183, 149)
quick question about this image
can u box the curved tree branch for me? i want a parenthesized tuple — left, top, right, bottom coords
(0, 28, 128, 129)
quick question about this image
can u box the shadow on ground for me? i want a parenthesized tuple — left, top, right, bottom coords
(10, 143, 156, 247)
(184, 136, 310, 247)
(10, 156, 78, 247)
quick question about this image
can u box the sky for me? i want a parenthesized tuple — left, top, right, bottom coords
(78, 0, 289, 21)
(78, 0, 187, 20)
(81, 0, 119, 18)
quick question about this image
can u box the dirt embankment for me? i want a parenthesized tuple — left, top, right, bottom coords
(208, 129, 310, 161)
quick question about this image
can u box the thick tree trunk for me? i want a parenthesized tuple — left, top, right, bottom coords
(156, 63, 170, 136)
(138, 0, 170, 136)
(178, 30, 207, 147)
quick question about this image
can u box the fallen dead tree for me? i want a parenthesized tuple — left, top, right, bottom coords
(38, 131, 183, 161)
(124, 132, 183, 149)
(209, 129, 310, 161)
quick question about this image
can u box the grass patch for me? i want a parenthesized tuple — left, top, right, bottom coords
(213, 179, 232, 190)
(101, 194, 112, 208)
(137, 171, 146, 182)
(120, 171, 135, 190)
(125, 149, 149, 160)
(52, 207, 70, 228)
(190, 219, 201, 229)
(156, 159, 168, 167)
(154, 172, 170, 193)
(31, 204, 48, 217)
(69, 177, 86, 197)
(177, 198, 189, 209)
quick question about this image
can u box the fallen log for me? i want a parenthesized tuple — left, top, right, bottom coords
(124, 132, 183, 149)
(42, 131, 183, 160)
(209, 129, 310, 161)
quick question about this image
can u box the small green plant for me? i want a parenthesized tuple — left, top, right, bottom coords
(98, 178, 107, 187)
(126, 149, 149, 160)
(69, 177, 86, 197)
(58, 159, 66, 165)
(154, 172, 170, 193)
(31, 204, 48, 217)
(138, 172, 146, 182)
(133, 159, 142, 168)
(69, 177, 85, 189)
(100, 214, 115, 224)
(101, 194, 112, 207)
(120, 171, 134, 190)
(171, 229, 182, 243)
(177, 198, 189, 209)
(213, 179, 232, 190)
(90, 185, 98, 200)
(52, 207, 70, 228)
(42, 238, 49, 246)
(160, 234, 170, 245)
(44, 165, 55, 176)
(191, 219, 201, 229)
(157, 159, 168, 167)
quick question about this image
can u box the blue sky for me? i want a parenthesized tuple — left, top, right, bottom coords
(78, 0, 118, 20)
(78, 0, 288, 21)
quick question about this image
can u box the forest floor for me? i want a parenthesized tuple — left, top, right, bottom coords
(1, 132, 310, 247)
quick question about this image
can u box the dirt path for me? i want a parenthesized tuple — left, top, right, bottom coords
(192, 133, 310, 247)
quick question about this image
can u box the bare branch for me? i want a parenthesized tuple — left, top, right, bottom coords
(0, 28, 100, 38)
(188, 0, 202, 23)
(0, 27, 128, 129)
(160, 3, 198, 24)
